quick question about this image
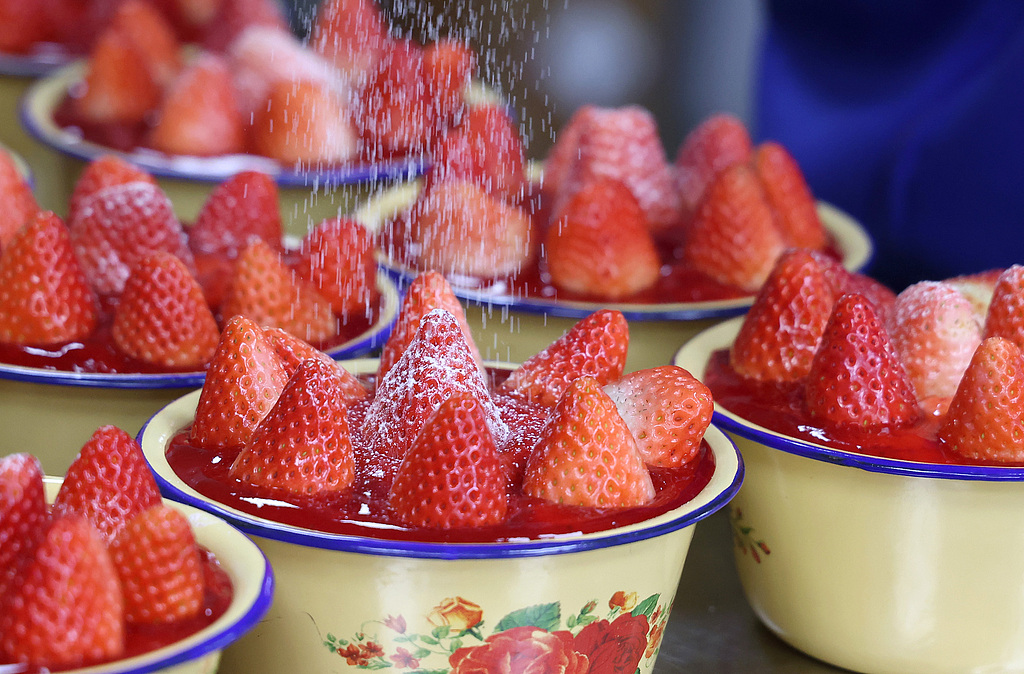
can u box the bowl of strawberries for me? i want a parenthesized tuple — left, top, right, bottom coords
(0, 426, 273, 673)
(17, 0, 489, 233)
(674, 251, 1024, 674)
(364, 108, 872, 374)
(0, 154, 398, 475)
(137, 270, 743, 674)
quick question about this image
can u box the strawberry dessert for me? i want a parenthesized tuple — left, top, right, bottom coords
(0, 427, 233, 672)
(378, 108, 843, 306)
(702, 248, 1024, 466)
(163, 271, 717, 542)
(0, 154, 383, 375)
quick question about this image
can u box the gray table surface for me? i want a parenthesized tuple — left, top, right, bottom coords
(655, 509, 845, 673)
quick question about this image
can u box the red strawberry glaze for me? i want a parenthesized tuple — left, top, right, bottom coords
(164, 373, 715, 544)
(704, 349, 1024, 467)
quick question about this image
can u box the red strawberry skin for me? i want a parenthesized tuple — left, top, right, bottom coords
(262, 326, 369, 403)
(0, 211, 99, 345)
(0, 147, 38, 249)
(500, 309, 629, 407)
(0, 453, 48, 600)
(545, 176, 660, 300)
(983, 264, 1024, 351)
(293, 217, 379, 319)
(427, 104, 526, 201)
(754, 141, 828, 250)
(109, 503, 204, 624)
(388, 392, 509, 529)
(68, 155, 157, 225)
(250, 78, 358, 165)
(523, 376, 655, 507)
(52, 425, 163, 543)
(75, 26, 161, 124)
(674, 113, 752, 223)
(189, 170, 284, 258)
(938, 336, 1024, 462)
(603, 365, 713, 467)
(230, 358, 357, 496)
(804, 294, 920, 428)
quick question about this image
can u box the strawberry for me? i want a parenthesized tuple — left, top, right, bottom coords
(674, 113, 753, 224)
(754, 141, 828, 250)
(377, 270, 482, 379)
(0, 454, 48, 601)
(946, 268, 1001, 322)
(293, 217, 378, 320)
(681, 162, 786, 292)
(149, 53, 246, 158)
(111, 252, 220, 369)
(499, 309, 629, 407)
(388, 392, 508, 528)
(109, 503, 204, 624)
(729, 249, 838, 382)
(839, 269, 898, 325)
(0, 211, 98, 345)
(804, 293, 920, 428)
(603, 365, 713, 467)
(523, 376, 655, 507)
(69, 180, 193, 297)
(423, 38, 477, 125)
(938, 336, 1024, 462)
(982, 265, 1024, 351)
(189, 170, 284, 258)
(74, 26, 161, 124)
(0, 147, 38, 249)
(262, 326, 370, 402)
(52, 425, 163, 543)
(362, 308, 507, 460)
(427, 104, 526, 201)
(553, 105, 681, 233)
(108, 0, 183, 88)
(230, 358, 357, 495)
(543, 105, 596, 196)
(221, 238, 337, 344)
(544, 176, 660, 299)
(357, 38, 434, 156)
(407, 179, 535, 278)
(200, 0, 289, 52)
(309, 0, 389, 81)
(250, 78, 359, 165)
(0, 516, 124, 670)
(0, 0, 47, 54)
(68, 155, 157, 226)
(889, 280, 982, 407)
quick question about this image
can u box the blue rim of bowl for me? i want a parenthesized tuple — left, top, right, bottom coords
(675, 317, 1024, 483)
(18, 59, 428, 187)
(0, 271, 399, 389)
(0, 50, 71, 78)
(137, 385, 744, 561)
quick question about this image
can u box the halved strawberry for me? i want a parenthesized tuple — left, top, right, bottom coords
(52, 425, 162, 544)
(674, 113, 752, 224)
(230, 358, 356, 495)
(74, 26, 161, 124)
(309, 0, 389, 81)
(362, 308, 507, 460)
(69, 180, 193, 297)
(982, 265, 1024, 351)
(357, 37, 434, 156)
(938, 336, 1024, 462)
(221, 238, 337, 344)
(68, 155, 157, 226)
(191, 314, 289, 450)
(149, 53, 246, 158)
(250, 78, 359, 165)
(0, 516, 124, 670)
(804, 293, 920, 428)
(499, 309, 629, 407)
(407, 179, 535, 278)
(377, 270, 482, 380)
(729, 249, 838, 382)
(109, 503, 204, 624)
(0, 147, 38, 249)
(544, 176, 660, 299)
(523, 376, 655, 507)
(200, 0, 289, 52)
(423, 38, 477, 126)
(293, 217, 378, 320)
(388, 392, 508, 528)
(754, 141, 827, 250)
(111, 252, 220, 369)
(0, 211, 98, 345)
(108, 0, 183, 88)
(0, 454, 48, 601)
(681, 162, 785, 292)
(262, 326, 370, 402)
(603, 365, 713, 467)
(189, 170, 283, 258)
(889, 280, 982, 409)
(427, 103, 525, 201)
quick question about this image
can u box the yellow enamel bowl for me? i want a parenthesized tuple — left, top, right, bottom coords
(0, 272, 399, 476)
(39, 476, 274, 674)
(357, 181, 873, 374)
(674, 317, 1024, 674)
(137, 359, 743, 674)
(19, 60, 425, 235)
